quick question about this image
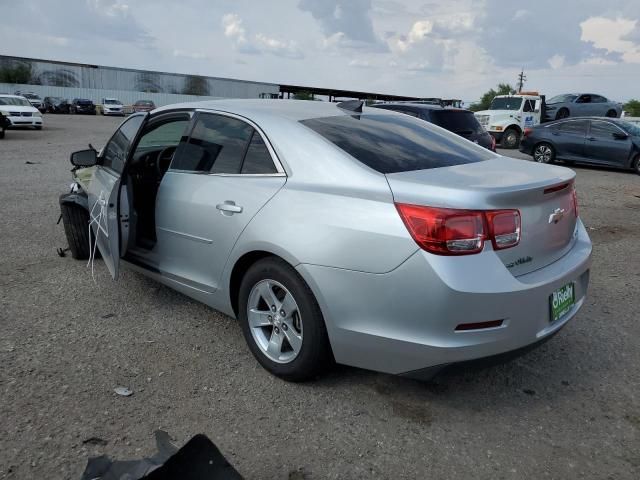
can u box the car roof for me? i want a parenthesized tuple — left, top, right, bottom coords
(372, 102, 445, 111)
(153, 99, 399, 122)
(540, 117, 625, 127)
(0, 94, 26, 99)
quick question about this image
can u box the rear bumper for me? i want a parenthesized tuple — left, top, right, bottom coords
(488, 131, 504, 143)
(297, 220, 592, 375)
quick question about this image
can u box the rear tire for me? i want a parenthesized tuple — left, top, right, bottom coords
(556, 108, 570, 120)
(533, 142, 555, 163)
(606, 109, 617, 118)
(60, 202, 91, 260)
(632, 155, 640, 175)
(238, 257, 332, 381)
(501, 128, 520, 149)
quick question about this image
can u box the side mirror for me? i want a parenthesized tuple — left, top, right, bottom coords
(70, 148, 97, 167)
(612, 132, 629, 140)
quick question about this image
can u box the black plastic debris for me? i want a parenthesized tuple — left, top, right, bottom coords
(80, 430, 243, 480)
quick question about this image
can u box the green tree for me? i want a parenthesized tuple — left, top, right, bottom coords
(469, 83, 516, 112)
(623, 99, 640, 117)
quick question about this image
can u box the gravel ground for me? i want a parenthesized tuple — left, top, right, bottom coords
(1, 115, 639, 479)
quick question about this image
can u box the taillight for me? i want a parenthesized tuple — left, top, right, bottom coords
(571, 186, 579, 217)
(395, 203, 520, 255)
(523, 127, 533, 137)
(490, 135, 496, 151)
(486, 210, 521, 250)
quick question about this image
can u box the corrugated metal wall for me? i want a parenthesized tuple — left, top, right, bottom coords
(0, 83, 225, 107)
(0, 56, 279, 104)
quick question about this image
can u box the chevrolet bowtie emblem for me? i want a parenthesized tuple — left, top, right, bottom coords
(548, 208, 565, 224)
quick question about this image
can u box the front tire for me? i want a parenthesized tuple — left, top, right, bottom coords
(60, 202, 91, 260)
(556, 108, 570, 120)
(533, 142, 555, 163)
(238, 257, 332, 381)
(606, 109, 617, 118)
(501, 128, 520, 149)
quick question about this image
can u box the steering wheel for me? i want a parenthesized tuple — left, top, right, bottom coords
(155, 145, 177, 178)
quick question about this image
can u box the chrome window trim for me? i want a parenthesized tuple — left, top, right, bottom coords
(166, 108, 287, 176)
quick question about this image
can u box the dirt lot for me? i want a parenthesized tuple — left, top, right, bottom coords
(1, 114, 639, 479)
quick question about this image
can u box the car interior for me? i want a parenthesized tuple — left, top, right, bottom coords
(125, 114, 191, 250)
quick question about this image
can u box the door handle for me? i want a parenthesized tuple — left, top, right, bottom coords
(216, 201, 243, 214)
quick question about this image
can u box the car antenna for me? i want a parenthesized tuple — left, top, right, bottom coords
(336, 100, 364, 113)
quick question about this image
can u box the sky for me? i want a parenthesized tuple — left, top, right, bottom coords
(2, 0, 640, 104)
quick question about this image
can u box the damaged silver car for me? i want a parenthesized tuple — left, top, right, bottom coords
(60, 99, 592, 381)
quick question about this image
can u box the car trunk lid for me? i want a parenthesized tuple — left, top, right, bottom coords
(386, 157, 578, 276)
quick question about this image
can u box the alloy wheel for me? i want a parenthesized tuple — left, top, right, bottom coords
(534, 145, 553, 163)
(247, 279, 303, 364)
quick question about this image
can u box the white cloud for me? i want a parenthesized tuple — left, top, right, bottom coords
(548, 54, 566, 69)
(580, 16, 640, 63)
(348, 59, 374, 68)
(222, 13, 303, 59)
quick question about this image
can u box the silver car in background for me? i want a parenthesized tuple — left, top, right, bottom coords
(61, 99, 592, 381)
(545, 93, 622, 121)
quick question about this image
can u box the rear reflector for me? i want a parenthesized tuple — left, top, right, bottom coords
(395, 203, 520, 255)
(455, 320, 504, 331)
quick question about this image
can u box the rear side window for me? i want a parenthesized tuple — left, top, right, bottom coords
(428, 110, 484, 135)
(300, 114, 493, 174)
(241, 132, 277, 174)
(172, 113, 253, 173)
(557, 120, 588, 135)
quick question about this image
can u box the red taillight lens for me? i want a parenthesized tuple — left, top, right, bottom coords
(395, 204, 485, 255)
(571, 186, 579, 217)
(486, 210, 521, 250)
(396, 204, 521, 255)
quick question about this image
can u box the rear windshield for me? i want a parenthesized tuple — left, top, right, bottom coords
(300, 114, 493, 174)
(429, 110, 484, 135)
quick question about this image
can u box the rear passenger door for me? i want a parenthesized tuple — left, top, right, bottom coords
(154, 111, 286, 292)
(552, 119, 588, 160)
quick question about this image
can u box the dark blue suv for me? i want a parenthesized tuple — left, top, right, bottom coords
(370, 102, 495, 151)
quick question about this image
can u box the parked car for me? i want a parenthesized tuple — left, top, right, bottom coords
(70, 98, 96, 115)
(15, 91, 45, 112)
(544, 93, 622, 121)
(371, 102, 496, 151)
(60, 100, 591, 381)
(0, 94, 43, 129)
(520, 117, 640, 174)
(101, 98, 125, 116)
(0, 110, 9, 138)
(43, 96, 70, 114)
(132, 99, 156, 113)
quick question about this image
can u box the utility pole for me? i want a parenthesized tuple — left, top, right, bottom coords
(517, 68, 527, 93)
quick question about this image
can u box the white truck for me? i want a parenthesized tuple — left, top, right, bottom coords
(474, 92, 543, 149)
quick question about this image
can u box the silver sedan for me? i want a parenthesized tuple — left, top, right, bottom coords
(61, 99, 592, 381)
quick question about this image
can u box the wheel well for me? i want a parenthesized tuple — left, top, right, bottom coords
(505, 125, 522, 134)
(229, 251, 279, 317)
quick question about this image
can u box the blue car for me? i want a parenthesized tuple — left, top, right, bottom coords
(544, 93, 622, 121)
(520, 117, 640, 175)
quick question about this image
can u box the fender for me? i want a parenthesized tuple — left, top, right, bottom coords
(59, 191, 89, 211)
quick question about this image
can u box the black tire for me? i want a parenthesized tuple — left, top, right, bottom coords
(633, 155, 640, 175)
(501, 128, 520, 149)
(60, 202, 91, 260)
(0, 129, 4, 139)
(556, 108, 570, 120)
(238, 257, 332, 381)
(606, 109, 617, 118)
(533, 142, 556, 163)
